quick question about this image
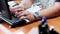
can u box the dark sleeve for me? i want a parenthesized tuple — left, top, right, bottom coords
(55, 0, 60, 2)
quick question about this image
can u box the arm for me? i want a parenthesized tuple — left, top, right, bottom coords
(37, 2, 60, 19)
(15, 1, 60, 22)
(20, 0, 34, 9)
(10, 0, 34, 14)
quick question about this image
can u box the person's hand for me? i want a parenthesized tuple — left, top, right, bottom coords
(15, 10, 35, 22)
(10, 4, 24, 14)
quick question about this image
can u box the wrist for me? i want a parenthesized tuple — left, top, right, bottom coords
(19, 3, 28, 10)
(33, 12, 41, 20)
(20, 0, 29, 9)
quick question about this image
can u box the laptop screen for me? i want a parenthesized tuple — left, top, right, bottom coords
(0, 0, 12, 20)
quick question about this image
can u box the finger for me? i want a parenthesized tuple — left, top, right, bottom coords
(15, 8, 24, 12)
(16, 11, 29, 18)
(26, 15, 35, 21)
(20, 16, 33, 21)
(15, 11, 23, 17)
(20, 16, 27, 19)
(10, 7, 17, 13)
(10, 5, 22, 9)
(26, 15, 33, 21)
(19, 16, 30, 22)
(10, 8, 24, 14)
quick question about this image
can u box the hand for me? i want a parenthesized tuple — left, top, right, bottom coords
(15, 10, 35, 22)
(10, 4, 24, 14)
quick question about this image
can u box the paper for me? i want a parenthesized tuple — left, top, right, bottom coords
(13, 31, 24, 34)
(28, 27, 39, 34)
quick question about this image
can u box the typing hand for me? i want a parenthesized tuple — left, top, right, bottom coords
(10, 4, 24, 14)
(8, 1, 24, 13)
(15, 10, 35, 22)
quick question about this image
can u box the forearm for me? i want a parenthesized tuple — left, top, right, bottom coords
(38, 5, 60, 19)
(39, 6, 60, 18)
(20, 0, 34, 9)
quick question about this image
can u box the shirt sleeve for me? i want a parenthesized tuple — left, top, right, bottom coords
(55, 0, 60, 2)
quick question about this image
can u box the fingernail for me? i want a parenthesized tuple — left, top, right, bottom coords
(15, 12, 18, 14)
(19, 16, 25, 19)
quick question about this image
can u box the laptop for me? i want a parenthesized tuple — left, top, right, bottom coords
(0, 0, 28, 28)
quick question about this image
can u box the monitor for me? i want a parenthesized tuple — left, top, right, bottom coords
(0, 0, 12, 19)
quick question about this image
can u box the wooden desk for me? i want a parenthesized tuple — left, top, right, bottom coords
(0, 0, 60, 34)
(0, 16, 60, 34)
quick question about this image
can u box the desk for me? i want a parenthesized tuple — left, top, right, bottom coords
(0, 16, 60, 34)
(0, 0, 60, 34)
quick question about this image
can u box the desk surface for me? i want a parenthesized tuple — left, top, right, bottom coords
(0, 0, 60, 34)
(0, 16, 60, 34)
